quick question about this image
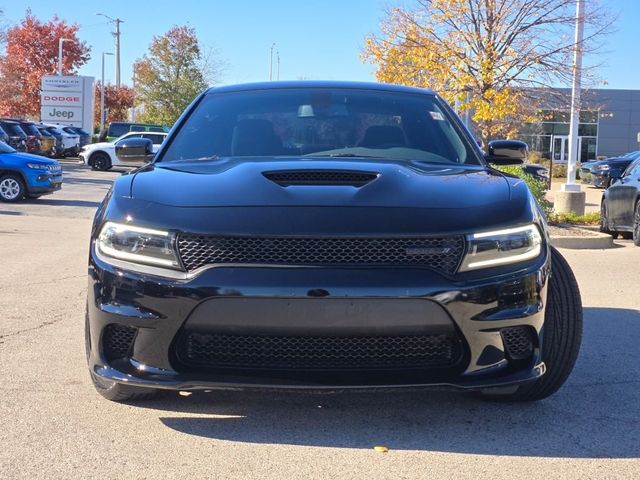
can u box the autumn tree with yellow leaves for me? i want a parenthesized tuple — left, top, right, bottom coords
(363, 0, 611, 143)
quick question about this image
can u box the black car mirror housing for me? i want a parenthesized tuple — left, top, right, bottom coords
(485, 140, 528, 166)
(115, 138, 154, 164)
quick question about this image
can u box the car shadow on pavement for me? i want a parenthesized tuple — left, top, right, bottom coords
(138, 306, 639, 458)
(30, 199, 102, 208)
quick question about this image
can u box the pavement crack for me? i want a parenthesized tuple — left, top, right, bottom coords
(0, 274, 85, 290)
(0, 315, 67, 344)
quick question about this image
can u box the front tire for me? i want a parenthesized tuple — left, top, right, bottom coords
(482, 246, 583, 402)
(91, 152, 112, 171)
(85, 307, 160, 402)
(633, 201, 640, 247)
(599, 202, 619, 238)
(0, 174, 25, 202)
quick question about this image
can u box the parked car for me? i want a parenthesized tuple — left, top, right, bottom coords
(0, 124, 10, 144)
(600, 157, 640, 244)
(522, 163, 549, 183)
(86, 81, 582, 403)
(581, 151, 640, 188)
(80, 131, 167, 170)
(39, 124, 80, 157)
(99, 121, 169, 142)
(0, 119, 27, 151)
(63, 126, 91, 148)
(36, 127, 57, 157)
(18, 121, 44, 154)
(0, 140, 62, 202)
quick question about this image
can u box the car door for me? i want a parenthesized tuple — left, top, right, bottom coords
(608, 159, 640, 228)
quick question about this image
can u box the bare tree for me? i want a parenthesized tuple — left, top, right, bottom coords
(363, 0, 615, 141)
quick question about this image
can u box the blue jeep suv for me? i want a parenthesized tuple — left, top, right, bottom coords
(0, 140, 62, 202)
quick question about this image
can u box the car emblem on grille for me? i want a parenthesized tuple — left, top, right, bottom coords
(405, 246, 451, 255)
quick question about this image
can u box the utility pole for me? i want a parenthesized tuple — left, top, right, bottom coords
(114, 18, 122, 87)
(269, 43, 276, 81)
(556, 0, 586, 215)
(97, 14, 124, 87)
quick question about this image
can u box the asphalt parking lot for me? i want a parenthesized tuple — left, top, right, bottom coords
(0, 162, 638, 479)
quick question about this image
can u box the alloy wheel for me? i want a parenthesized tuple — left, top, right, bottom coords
(0, 177, 21, 200)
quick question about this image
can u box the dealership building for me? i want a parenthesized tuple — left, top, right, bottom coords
(514, 89, 640, 162)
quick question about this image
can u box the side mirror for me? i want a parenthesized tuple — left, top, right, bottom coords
(486, 140, 528, 166)
(608, 170, 622, 185)
(115, 138, 154, 164)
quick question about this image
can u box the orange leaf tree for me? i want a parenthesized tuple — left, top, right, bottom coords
(362, 0, 611, 143)
(94, 82, 135, 126)
(0, 12, 90, 118)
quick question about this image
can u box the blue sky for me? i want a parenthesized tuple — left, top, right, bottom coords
(5, 0, 639, 89)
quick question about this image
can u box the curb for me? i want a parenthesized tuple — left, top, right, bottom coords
(550, 229, 614, 249)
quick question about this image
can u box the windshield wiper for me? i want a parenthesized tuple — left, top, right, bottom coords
(306, 153, 386, 159)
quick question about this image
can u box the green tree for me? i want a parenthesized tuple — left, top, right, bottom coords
(133, 26, 217, 126)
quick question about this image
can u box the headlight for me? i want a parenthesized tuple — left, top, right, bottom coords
(27, 163, 49, 170)
(97, 222, 181, 270)
(594, 164, 610, 171)
(459, 224, 542, 272)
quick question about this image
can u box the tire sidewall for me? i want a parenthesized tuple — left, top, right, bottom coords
(92, 152, 111, 171)
(0, 173, 25, 203)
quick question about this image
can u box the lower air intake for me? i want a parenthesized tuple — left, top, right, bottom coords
(501, 326, 535, 360)
(176, 332, 462, 371)
(103, 324, 137, 361)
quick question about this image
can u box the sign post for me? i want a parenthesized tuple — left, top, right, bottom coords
(40, 76, 94, 134)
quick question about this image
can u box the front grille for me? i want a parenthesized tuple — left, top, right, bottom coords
(263, 170, 378, 187)
(501, 326, 535, 360)
(103, 324, 137, 361)
(177, 235, 465, 274)
(177, 332, 462, 370)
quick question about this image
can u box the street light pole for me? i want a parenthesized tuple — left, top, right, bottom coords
(58, 38, 72, 75)
(565, 0, 584, 189)
(269, 43, 276, 81)
(556, 0, 586, 215)
(101, 52, 114, 130)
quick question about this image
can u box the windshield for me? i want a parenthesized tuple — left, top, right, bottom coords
(21, 123, 40, 136)
(0, 141, 16, 153)
(160, 88, 478, 164)
(2, 123, 26, 137)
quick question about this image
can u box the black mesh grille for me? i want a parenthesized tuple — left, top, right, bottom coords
(177, 332, 462, 370)
(501, 326, 535, 360)
(177, 235, 465, 274)
(103, 324, 137, 361)
(263, 170, 378, 187)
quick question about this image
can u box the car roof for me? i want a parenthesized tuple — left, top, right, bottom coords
(205, 80, 436, 96)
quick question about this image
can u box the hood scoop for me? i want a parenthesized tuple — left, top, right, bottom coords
(263, 169, 379, 187)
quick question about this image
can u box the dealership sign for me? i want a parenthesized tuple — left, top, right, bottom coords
(40, 75, 94, 133)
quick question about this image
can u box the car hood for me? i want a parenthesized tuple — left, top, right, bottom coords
(129, 158, 515, 209)
(1, 151, 58, 165)
(86, 142, 112, 150)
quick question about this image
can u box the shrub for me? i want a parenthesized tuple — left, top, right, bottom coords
(548, 211, 600, 225)
(552, 164, 567, 178)
(495, 165, 553, 218)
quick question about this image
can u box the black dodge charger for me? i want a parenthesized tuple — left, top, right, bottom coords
(86, 81, 582, 402)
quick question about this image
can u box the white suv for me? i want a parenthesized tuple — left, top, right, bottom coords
(80, 131, 168, 171)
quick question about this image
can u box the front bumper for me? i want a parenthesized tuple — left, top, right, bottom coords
(26, 171, 62, 195)
(87, 243, 550, 391)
